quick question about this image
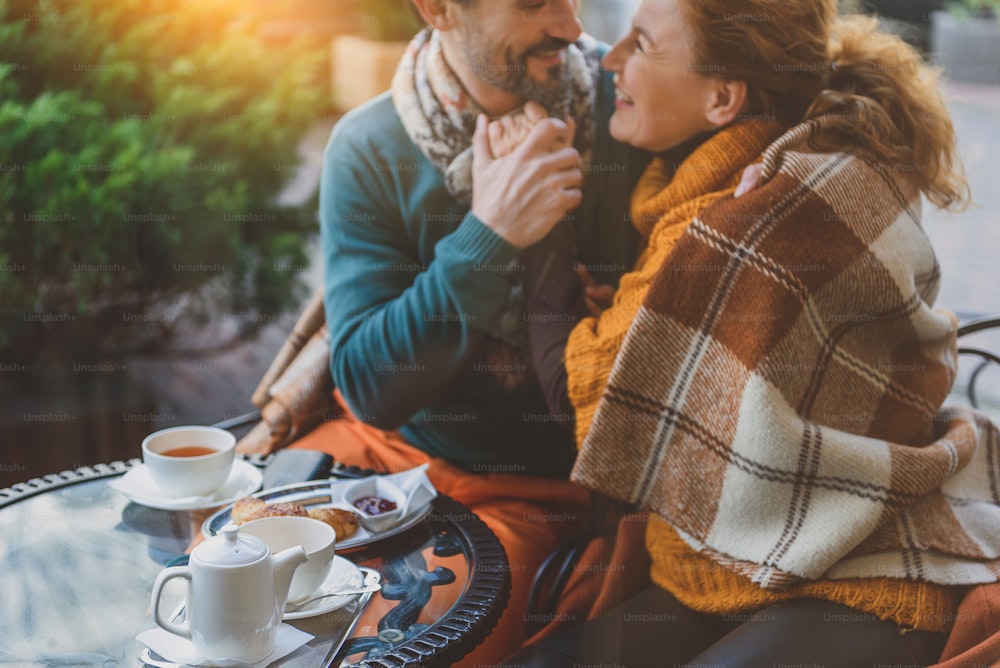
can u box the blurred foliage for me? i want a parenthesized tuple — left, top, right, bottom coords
(0, 0, 329, 363)
(947, 0, 1000, 19)
(354, 0, 424, 41)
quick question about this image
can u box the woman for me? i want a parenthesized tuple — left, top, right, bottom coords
(481, 0, 1000, 665)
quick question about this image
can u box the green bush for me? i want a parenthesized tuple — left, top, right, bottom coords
(353, 0, 424, 41)
(947, 0, 1000, 20)
(0, 0, 329, 364)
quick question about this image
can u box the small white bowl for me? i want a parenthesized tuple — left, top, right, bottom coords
(240, 516, 336, 604)
(340, 477, 408, 534)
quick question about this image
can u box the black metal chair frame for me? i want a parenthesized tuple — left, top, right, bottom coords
(957, 315, 1000, 410)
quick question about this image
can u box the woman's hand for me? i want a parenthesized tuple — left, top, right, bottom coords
(575, 263, 616, 317)
(734, 163, 763, 198)
(487, 101, 578, 158)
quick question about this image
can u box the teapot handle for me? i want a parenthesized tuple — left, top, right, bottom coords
(151, 566, 192, 640)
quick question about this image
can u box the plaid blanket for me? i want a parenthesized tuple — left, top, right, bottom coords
(572, 117, 1000, 588)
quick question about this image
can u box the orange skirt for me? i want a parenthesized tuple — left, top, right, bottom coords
(290, 391, 592, 665)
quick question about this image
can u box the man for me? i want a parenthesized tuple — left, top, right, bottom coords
(292, 0, 649, 660)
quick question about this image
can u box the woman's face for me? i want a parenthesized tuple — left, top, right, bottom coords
(603, 0, 721, 153)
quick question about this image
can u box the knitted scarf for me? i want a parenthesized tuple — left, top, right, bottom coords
(392, 27, 600, 205)
(571, 115, 1000, 589)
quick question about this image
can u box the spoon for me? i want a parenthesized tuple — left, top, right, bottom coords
(285, 584, 382, 611)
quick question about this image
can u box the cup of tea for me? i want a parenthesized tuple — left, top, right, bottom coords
(239, 516, 337, 604)
(141, 425, 236, 497)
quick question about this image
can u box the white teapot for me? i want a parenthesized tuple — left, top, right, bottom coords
(150, 523, 308, 663)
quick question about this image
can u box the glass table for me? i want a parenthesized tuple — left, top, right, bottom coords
(0, 460, 510, 667)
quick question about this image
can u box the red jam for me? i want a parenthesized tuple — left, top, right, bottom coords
(353, 495, 397, 516)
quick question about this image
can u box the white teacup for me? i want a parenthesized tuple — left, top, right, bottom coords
(141, 426, 236, 498)
(240, 516, 337, 604)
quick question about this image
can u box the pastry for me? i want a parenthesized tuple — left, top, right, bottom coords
(308, 506, 361, 539)
(254, 502, 308, 520)
(231, 496, 267, 524)
(230, 496, 361, 539)
(231, 497, 308, 524)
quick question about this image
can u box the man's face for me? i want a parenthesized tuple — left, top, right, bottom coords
(451, 0, 583, 111)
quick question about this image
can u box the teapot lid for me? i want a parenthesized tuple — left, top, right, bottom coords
(195, 524, 266, 566)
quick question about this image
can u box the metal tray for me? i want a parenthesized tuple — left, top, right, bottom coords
(201, 479, 432, 552)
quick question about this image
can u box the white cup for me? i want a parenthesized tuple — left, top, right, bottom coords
(240, 516, 337, 604)
(141, 426, 236, 498)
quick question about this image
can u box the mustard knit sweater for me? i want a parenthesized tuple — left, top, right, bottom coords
(564, 121, 958, 633)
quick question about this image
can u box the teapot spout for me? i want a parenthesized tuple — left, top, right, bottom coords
(272, 546, 308, 611)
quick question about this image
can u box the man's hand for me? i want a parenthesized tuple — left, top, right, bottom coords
(472, 113, 583, 249)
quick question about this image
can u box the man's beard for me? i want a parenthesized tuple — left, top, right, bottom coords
(463, 36, 573, 117)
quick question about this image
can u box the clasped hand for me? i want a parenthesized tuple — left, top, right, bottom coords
(471, 101, 582, 250)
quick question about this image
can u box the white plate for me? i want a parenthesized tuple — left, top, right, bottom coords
(283, 556, 366, 620)
(110, 460, 263, 511)
(201, 478, 434, 551)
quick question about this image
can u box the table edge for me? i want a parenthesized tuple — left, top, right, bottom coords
(352, 495, 512, 668)
(0, 459, 141, 508)
(1, 460, 514, 668)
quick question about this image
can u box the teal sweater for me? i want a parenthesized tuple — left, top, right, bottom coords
(319, 53, 649, 476)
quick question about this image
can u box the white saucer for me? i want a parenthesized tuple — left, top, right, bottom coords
(283, 556, 365, 620)
(110, 460, 263, 511)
